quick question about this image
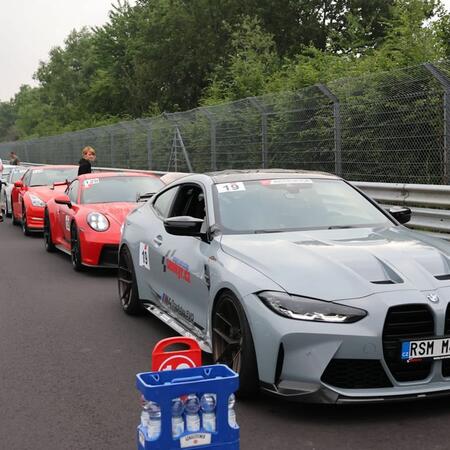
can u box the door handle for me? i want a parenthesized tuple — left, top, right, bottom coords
(153, 235, 163, 247)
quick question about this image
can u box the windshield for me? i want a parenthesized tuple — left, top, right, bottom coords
(214, 178, 391, 233)
(30, 168, 77, 187)
(81, 176, 163, 204)
(11, 169, 27, 183)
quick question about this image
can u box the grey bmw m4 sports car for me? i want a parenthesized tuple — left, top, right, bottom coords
(119, 170, 450, 403)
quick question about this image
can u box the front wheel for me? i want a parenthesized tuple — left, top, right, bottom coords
(22, 204, 31, 236)
(70, 223, 83, 271)
(11, 203, 19, 226)
(212, 291, 259, 398)
(4, 198, 11, 218)
(118, 246, 143, 315)
(44, 209, 56, 252)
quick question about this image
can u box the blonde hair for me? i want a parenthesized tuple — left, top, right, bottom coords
(82, 146, 96, 156)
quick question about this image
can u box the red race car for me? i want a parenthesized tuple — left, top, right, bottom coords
(44, 172, 164, 270)
(11, 165, 78, 235)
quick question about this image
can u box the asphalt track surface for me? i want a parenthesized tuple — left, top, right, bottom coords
(2, 220, 450, 450)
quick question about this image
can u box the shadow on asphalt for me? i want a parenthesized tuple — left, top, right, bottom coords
(239, 391, 450, 423)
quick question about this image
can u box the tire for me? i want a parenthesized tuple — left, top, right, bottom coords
(5, 198, 11, 218)
(22, 203, 31, 236)
(11, 203, 19, 226)
(43, 209, 56, 253)
(212, 291, 259, 398)
(118, 246, 143, 315)
(70, 223, 83, 271)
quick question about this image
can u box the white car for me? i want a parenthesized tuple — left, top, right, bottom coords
(1, 166, 27, 217)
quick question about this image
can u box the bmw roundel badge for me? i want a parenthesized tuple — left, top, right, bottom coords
(427, 293, 440, 303)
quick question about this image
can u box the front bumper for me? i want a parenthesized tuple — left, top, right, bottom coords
(245, 286, 450, 403)
(26, 205, 45, 231)
(78, 226, 120, 267)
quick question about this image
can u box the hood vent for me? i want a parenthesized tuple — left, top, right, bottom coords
(436, 274, 450, 281)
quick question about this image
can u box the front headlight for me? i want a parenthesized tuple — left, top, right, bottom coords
(258, 291, 367, 323)
(29, 194, 46, 207)
(87, 212, 110, 231)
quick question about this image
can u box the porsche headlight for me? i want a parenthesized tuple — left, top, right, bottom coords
(87, 212, 109, 232)
(258, 291, 367, 323)
(29, 194, 46, 207)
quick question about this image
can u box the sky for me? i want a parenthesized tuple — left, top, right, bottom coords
(0, 0, 450, 102)
(0, 0, 135, 102)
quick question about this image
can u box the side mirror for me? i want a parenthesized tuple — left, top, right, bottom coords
(164, 216, 205, 237)
(388, 206, 411, 224)
(54, 194, 72, 208)
(14, 181, 23, 188)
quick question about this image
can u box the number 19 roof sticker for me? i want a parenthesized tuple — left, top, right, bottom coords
(216, 182, 245, 193)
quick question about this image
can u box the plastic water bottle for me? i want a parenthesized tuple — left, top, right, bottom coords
(185, 394, 201, 432)
(228, 393, 238, 428)
(171, 397, 185, 438)
(200, 393, 217, 432)
(140, 399, 151, 431)
(147, 401, 162, 440)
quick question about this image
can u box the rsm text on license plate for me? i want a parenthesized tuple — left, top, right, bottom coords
(401, 337, 450, 360)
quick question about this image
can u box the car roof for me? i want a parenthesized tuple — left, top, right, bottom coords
(30, 165, 78, 171)
(204, 169, 340, 183)
(78, 171, 160, 181)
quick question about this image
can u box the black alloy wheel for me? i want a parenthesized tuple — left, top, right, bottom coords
(118, 246, 143, 315)
(22, 204, 31, 236)
(212, 291, 259, 397)
(5, 198, 11, 218)
(11, 203, 19, 226)
(70, 223, 83, 271)
(43, 209, 56, 252)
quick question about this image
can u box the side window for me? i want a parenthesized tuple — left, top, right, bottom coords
(68, 180, 79, 203)
(153, 186, 179, 219)
(170, 184, 206, 220)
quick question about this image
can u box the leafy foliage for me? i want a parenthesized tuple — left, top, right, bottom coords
(0, 0, 449, 142)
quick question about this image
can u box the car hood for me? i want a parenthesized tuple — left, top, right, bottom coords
(84, 202, 137, 226)
(28, 185, 66, 202)
(220, 226, 450, 301)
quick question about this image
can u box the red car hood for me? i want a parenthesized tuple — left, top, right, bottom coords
(29, 185, 67, 202)
(84, 202, 138, 226)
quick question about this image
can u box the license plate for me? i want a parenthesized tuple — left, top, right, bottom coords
(401, 337, 450, 360)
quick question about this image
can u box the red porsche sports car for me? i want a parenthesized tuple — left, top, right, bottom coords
(44, 172, 164, 270)
(11, 165, 78, 235)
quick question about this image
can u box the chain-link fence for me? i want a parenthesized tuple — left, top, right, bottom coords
(1, 60, 450, 184)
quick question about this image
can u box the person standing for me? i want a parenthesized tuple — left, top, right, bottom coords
(9, 152, 20, 165)
(78, 146, 96, 176)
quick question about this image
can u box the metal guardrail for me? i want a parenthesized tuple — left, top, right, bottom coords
(354, 182, 450, 240)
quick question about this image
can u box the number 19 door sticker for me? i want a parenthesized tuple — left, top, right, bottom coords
(139, 242, 150, 270)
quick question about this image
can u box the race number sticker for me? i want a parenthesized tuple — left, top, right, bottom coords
(269, 179, 313, 185)
(216, 182, 245, 193)
(83, 178, 99, 188)
(65, 215, 71, 231)
(139, 242, 150, 270)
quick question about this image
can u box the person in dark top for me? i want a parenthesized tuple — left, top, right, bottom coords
(78, 146, 96, 176)
(9, 152, 20, 165)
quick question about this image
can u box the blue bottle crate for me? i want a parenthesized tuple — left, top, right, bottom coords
(136, 364, 239, 450)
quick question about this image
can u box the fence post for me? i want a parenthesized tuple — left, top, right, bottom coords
(316, 84, 342, 177)
(249, 97, 268, 169)
(424, 63, 450, 185)
(109, 127, 115, 168)
(137, 119, 153, 170)
(199, 108, 217, 171)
